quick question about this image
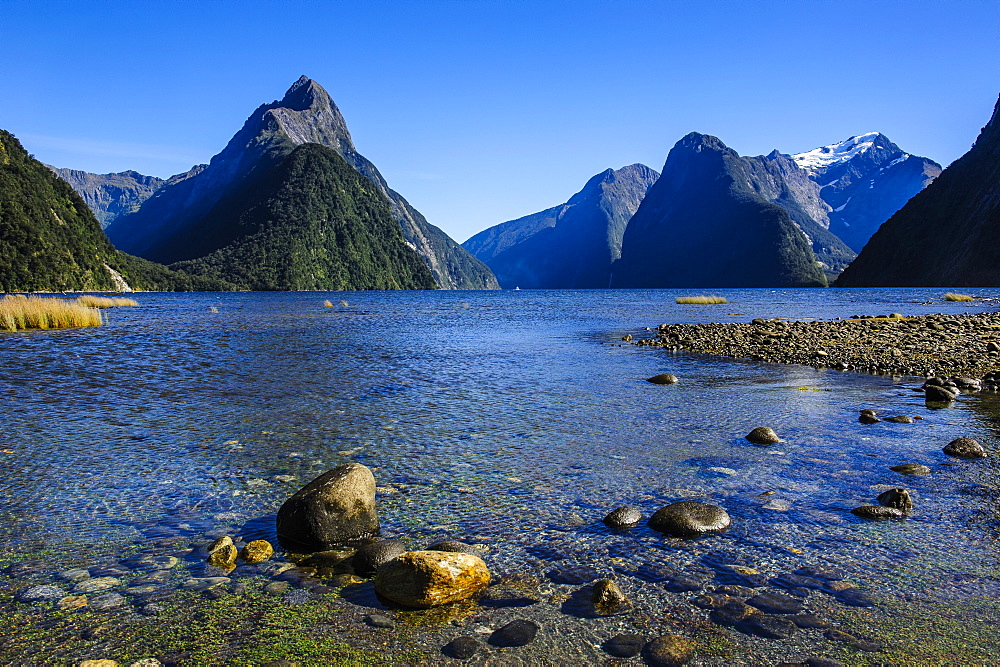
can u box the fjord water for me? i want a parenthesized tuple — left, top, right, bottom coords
(4, 288, 1000, 661)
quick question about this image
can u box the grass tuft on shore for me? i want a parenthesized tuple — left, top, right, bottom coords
(0, 295, 102, 332)
(676, 295, 728, 305)
(945, 293, 975, 302)
(77, 295, 139, 308)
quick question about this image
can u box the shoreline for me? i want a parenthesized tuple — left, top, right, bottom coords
(630, 311, 1000, 382)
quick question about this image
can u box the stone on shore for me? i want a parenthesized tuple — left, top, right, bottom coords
(488, 619, 539, 647)
(603, 506, 642, 529)
(276, 462, 380, 550)
(374, 550, 490, 608)
(746, 427, 781, 445)
(943, 437, 987, 458)
(239, 540, 274, 564)
(876, 488, 913, 512)
(207, 543, 238, 570)
(648, 501, 730, 537)
(859, 410, 881, 424)
(353, 539, 407, 576)
(890, 463, 931, 476)
(442, 636, 479, 659)
(925, 385, 958, 403)
(425, 540, 480, 555)
(603, 634, 646, 658)
(591, 578, 630, 614)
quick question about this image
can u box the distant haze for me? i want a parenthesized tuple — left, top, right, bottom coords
(3, 0, 997, 243)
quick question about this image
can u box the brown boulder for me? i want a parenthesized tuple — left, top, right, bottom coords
(374, 550, 490, 608)
(276, 462, 379, 550)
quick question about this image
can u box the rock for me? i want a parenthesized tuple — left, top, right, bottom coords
(943, 437, 987, 458)
(835, 588, 876, 607)
(876, 488, 913, 512)
(207, 543, 238, 570)
(603, 634, 646, 658)
(805, 658, 845, 667)
(425, 540, 479, 555)
(263, 581, 291, 596)
(790, 613, 830, 629)
(90, 593, 125, 611)
(17, 585, 64, 603)
(442, 636, 479, 659)
(208, 536, 234, 552)
(353, 539, 407, 576)
(890, 463, 931, 476)
(373, 550, 490, 608)
(647, 373, 678, 385)
(58, 594, 89, 610)
(622, 334, 633, 342)
(925, 385, 958, 402)
(746, 591, 804, 614)
(735, 614, 798, 639)
(57, 568, 91, 583)
(885, 415, 915, 423)
(642, 635, 695, 666)
(603, 506, 642, 529)
(128, 659, 163, 666)
(591, 578, 629, 613)
(690, 593, 731, 609)
(746, 426, 781, 445)
(709, 599, 760, 626)
(851, 506, 906, 520)
(74, 577, 121, 594)
(488, 619, 539, 647)
(283, 589, 312, 605)
(182, 577, 231, 591)
(363, 613, 394, 628)
(276, 462, 380, 550)
(859, 411, 881, 424)
(141, 603, 166, 616)
(648, 501, 731, 537)
(546, 565, 601, 584)
(78, 661, 118, 667)
(240, 540, 274, 564)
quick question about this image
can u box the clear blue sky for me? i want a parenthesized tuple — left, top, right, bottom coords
(3, 0, 997, 243)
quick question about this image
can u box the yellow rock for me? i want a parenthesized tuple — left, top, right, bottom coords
(78, 661, 117, 667)
(208, 536, 234, 552)
(374, 550, 490, 608)
(207, 543, 238, 570)
(57, 595, 88, 610)
(240, 540, 274, 564)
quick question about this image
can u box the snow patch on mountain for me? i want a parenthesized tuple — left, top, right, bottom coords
(791, 132, 881, 176)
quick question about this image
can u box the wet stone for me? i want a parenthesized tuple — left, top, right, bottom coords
(603, 634, 645, 658)
(805, 658, 846, 667)
(603, 506, 642, 529)
(17, 585, 65, 603)
(851, 506, 906, 520)
(141, 603, 166, 616)
(746, 426, 781, 445)
(884, 415, 915, 423)
(364, 613, 394, 628)
(771, 573, 824, 592)
(736, 614, 798, 639)
(546, 565, 602, 584)
(877, 488, 914, 511)
(646, 374, 679, 385)
(824, 629, 857, 643)
(488, 619, 539, 647)
(90, 593, 125, 611)
(442, 636, 479, 660)
(835, 588, 876, 607)
(790, 613, 830, 629)
(264, 581, 292, 596)
(709, 600, 760, 626)
(425, 540, 480, 555)
(56, 568, 91, 583)
(57, 594, 89, 610)
(283, 589, 312, 605)
(890, 463, 932, 476)
(747, 591, 805, 614)
(690, 593, 730, 609)
(648, 501, 731, 537)
(943, 437, 988, 458)
(353, 539, 407, 576)
(794, 566, 843, 581)
(642, 634, 695, 666)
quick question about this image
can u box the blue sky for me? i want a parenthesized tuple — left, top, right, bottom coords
(3, 0, 997, 242)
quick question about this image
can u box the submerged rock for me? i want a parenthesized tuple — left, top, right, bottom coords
(442, 636, 479, 659)
(850, 506, 906, 521)
(890, 463, 931, 476)
(603, 634, 646, 658)
(207, 543, 238, 570)
(885, 415, 915, 424)
(488, 619, 539, 647)
(16, 585, 64, 603)
(648, 501, 731, 537)
(276, 462, 380, 550)
(353, 539, 407, 576)
(603, 506, 642, 529)
(374, 550, 490, 608)
(925, 385, 958, 403)
(943, 437, 987, 458)
(591, 578, 630, 614)
(424, 540, 480, 555)
(746, 427, 781, 445)
(859, 410, 881, 424)
(240, 540, 274, 564)
(647, 373, 679, 385)
(642, 634, 695, 666)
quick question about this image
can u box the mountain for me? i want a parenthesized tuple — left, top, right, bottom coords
(790, 132, 941, 252)
(0, 130, 225, 292)
(611, 133, 827, 288)
(105, 76, 498, 289)
(46, 167, 163, 228)
(167, 143, 437, 290)
(463, 164, 659, 288)
(836, 95, 1000, 287)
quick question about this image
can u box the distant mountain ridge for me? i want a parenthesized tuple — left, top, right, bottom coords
(105, 76, 497, 289)
(463, 164, 659, 288)
(45, 167, 164, 229)
(611, 132, 828, 288)
(836, 95, 1000, 286)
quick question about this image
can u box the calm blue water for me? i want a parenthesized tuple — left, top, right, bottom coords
(3, 287, 1000, 660)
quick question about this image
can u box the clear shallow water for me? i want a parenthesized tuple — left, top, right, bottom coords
(3, 288, 1000, 662)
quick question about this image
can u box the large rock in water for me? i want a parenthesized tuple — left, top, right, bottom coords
(374, 550, 491, 608)
(276, 462, 379, 550)
(648, 501, 731, 537)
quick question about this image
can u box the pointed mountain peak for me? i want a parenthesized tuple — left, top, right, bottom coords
(675, 132, 731, 153)
(278, 76, 332, 112)
(791, 132, 902, 176)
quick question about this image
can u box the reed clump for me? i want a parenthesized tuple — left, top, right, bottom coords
(945, 293, 974, 302)
(0, 295, 102, 332)
(676, 295, 728, 305)
(77, 295, 139, 308)
(323, 300, 334, 308)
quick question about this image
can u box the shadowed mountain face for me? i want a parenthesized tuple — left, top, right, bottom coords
(463, 164, 659, 288)
(611, 133, 827, 288)
(791, 133, 941, 253)
(45, 167, 164, 229)
(105, 76, 498, 289)
(0, 131, 225, 292)
(836, 95, 1000, 287)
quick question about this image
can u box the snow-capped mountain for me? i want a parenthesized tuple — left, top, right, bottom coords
(788, 133, 941, 252)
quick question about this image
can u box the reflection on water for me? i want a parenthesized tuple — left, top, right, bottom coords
(2, 288, 1000, 661)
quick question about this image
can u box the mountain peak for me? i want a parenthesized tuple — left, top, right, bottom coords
(278, 76, 331, 112)
(676, 132, 730, 153)
(791, 132, 901, 176)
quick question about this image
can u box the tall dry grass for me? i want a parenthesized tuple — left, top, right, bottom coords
(945, 293, 974, 302)
(676, 295, 728, 305)
(77, 295, 139, 308)
(0, 295, 102, 332)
